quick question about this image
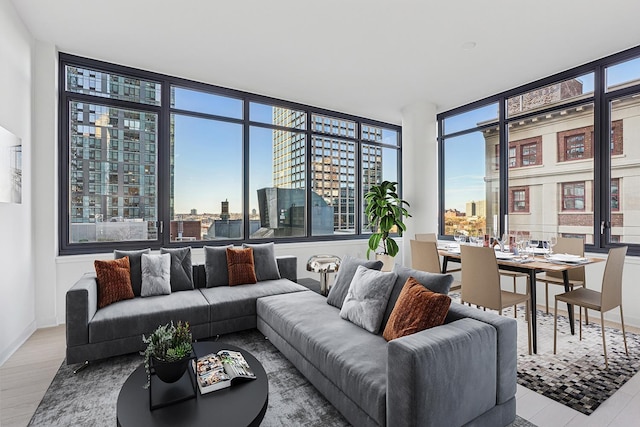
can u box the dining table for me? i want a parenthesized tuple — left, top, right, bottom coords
(438, 245, 604, 354)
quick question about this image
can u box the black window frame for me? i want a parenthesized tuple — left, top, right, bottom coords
(437, 44, 640, 255)
(59, 53, 402, 255)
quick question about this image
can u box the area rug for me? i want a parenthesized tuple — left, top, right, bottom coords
(29, 328, 534, 426)
(515, 308, 640, 415)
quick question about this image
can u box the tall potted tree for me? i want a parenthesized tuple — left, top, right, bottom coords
(364, 181, 411, 270)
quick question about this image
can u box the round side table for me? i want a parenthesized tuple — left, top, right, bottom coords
(306, 255, 341, 296)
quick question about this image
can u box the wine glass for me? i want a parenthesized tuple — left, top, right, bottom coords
(546, 234, 557, 257)
(453, 230, 462, 245)
(528, 238, 539, 255)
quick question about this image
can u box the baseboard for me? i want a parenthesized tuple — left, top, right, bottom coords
(0, 320, 37, 366)
(36, 316, 60, 329)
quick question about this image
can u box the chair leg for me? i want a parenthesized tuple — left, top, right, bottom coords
(579, 306, 582, 341)
(545, 283, 549, 314)
(525, 301, 532, 355)
(601, 311, 609, 369)
(513, 276, 517, 318)
(583, 283, 589, 325)
(553, 298, 558, 354)
(620, 305, 629, 356)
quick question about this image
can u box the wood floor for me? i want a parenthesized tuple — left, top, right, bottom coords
(1, 318, 640, 427)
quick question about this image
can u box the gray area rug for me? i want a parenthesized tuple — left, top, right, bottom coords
(515, 308, 640, 415)
(29, 329, 534, 426)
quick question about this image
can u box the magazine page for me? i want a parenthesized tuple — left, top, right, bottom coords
(217, 350, 256, 380)
(193, 353, 231, 394)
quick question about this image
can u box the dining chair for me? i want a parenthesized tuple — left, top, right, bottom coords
(410, 239, 461, 291)
(537, 236, 587, 318)
(415, 233, 462, 274)
(415, 233, 437, 242)
(460, 245, 532, 354)
(553, 246, 628, 368)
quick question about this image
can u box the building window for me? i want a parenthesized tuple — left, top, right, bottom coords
(611, 178, 620, 211)
(60, 55, 401, 254)
(510, 187, 529, 212)
(507, 136, 541, 168)
(562, 182, 585, 211)
(564, 134, 585, 160)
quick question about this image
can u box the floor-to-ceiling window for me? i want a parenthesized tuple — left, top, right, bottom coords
(59, 54, 402, 254)
(437, 45, 640, 254)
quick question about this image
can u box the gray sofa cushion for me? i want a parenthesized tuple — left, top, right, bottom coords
(199, 279, 308, 322)
(161, 247, 194, 291)
(326, 256, 384, 309)
(258, 291, 388, 424)
(140, 253, 171, 297)
(89, 290, 210, 343)
(339, 266, 397, 333)
(204, 245, 232, 287)
(381, 265, 454, 332)
(114, 248, 150, 297)
(243, 242, 281, 281)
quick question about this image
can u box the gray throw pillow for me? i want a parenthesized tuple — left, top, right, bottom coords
(114, 248, 150, 297)
(380, 264, 454, 332)
(326, 255, 384, 309)
(242, 242, 281, 281)
(339, 266, 398, 333)
(204, 245, 233, 287)
(160, 247, 194, 292)
(141, 253, 171, 297)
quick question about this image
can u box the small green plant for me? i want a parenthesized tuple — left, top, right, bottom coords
(142, 321, 192, 388)
(364, 180, 411, 258)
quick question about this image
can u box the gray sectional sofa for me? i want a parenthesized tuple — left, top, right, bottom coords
(65, 256, 305, 364)
(67, 253, 517, 427)
(257, 265, 518, 427)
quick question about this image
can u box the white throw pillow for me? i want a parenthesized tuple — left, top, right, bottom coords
(141, 253, 171, 297)
(339, 265, 397, 333)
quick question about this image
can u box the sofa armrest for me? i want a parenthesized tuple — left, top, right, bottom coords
(446, 302, 517, 404)
(66, 272, 99, 347)
(387, 318, 498, 427)
(276, 256, 297, 282)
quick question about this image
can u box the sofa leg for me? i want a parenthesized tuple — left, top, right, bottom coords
(73, 360, 89, 374)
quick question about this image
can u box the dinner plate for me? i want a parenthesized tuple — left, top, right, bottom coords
(547, 253, 588, 263)
(495, 252, 516, 260)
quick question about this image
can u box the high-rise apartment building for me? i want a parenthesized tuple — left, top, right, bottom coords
(272, 108, 383, 233)
(66, 66, 159, 242)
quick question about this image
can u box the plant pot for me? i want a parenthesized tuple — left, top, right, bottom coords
(375, 253, 395, 272)
(152, 356, 190, 383)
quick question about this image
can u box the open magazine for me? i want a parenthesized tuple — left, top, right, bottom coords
(192, 350, 256, 394)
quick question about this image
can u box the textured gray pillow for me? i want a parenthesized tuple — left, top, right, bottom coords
(380, 264, 454, 332)
(114, 248, 150, 297)
(160, 247, 193, 292)
(141, 253, 171, 297)
(204, 245, 233, 287)
(242, 242, 281, 281)
(339, 266, 398, 333)
(326, 256, 384, 309)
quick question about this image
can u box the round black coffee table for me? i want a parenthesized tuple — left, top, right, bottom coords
(117, 342, 268, 427)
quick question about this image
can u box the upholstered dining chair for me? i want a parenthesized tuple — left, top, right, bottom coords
(460, 245, 532, 354)
(415, 233, 437, 242)
(537, 236, 587, 317)
(410, 239, 461, 291)
(414, 232, 462, 274)
(553, 246, 628, 368)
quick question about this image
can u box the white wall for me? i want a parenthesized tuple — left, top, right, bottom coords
(0, 0, 34, 365)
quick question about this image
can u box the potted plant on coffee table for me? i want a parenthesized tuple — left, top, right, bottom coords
(364, 180, 411, 271)
(142, 321, 193, 388)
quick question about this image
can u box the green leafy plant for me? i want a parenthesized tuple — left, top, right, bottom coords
(142, 321, 193, 388)
(364, 180, 411, 258)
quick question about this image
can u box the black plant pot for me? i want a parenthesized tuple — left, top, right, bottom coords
(152, 356, 190, 383)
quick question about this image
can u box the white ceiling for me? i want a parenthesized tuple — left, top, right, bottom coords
(11, 0, 640, 124)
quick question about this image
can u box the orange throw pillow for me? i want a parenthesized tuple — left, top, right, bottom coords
(226, 247, 257, 286)
(94, 257, 135, 309)
(383, 276, 451, 341)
